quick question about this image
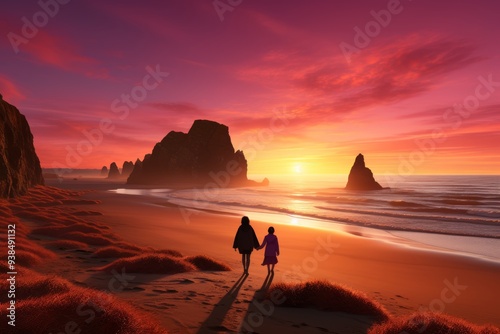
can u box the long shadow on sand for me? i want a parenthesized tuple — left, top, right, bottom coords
(236, 272, 275, 333)
(197, 273, 248, 334)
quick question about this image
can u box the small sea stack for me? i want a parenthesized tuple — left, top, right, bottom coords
(107, 162, 120, 179)
(345, 154, 383, 190)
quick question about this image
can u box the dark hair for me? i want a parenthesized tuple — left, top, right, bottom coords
(241, 216, 250, 225)
(268, 226, 275, 234)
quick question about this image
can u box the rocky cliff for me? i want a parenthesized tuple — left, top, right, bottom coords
(128, 120, 265, 187)
(0, 96, 44, 197)
(345, 154, 383, 190)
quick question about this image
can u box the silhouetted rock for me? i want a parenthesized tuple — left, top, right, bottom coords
(100, 166, 108, 177)
(107, 162, 120, 179)
(127, 120, 266, 187)
(261, 177, 270, 186)
(121, 161, 134, 178)
(0, 97, 44, 197)
(345, 154, 383, 190)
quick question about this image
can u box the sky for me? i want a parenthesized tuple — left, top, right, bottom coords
(1, 0, 500, 177)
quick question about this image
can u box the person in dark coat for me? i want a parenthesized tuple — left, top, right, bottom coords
(233, 216, 260, 274)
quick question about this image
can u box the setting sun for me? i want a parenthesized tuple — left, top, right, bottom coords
(293, 163, 303, 174)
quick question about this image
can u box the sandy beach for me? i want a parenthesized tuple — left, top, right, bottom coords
(1, 180, 498, 333)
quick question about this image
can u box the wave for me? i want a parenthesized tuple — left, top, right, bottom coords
(440, 199, 483, 205)
(164, 196, 500, 239)
(125, 176, 500, 240)
(389, 200, 428, 208)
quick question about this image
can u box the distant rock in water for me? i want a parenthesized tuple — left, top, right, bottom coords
(128, 120, 266, 187)
(345, 154, 383, 190)
(107, 162, 120, 179)
(121, 161, 134, 178)
(100, 166, 108, 177)
(0, 96, 44, 197)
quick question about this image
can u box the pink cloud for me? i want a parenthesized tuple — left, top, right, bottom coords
(22, 31, 109, 79)
(239, 36, 483, 118)
(0, 75, 25, 102)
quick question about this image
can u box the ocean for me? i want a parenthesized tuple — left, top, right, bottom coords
(113, 174, 500, 262)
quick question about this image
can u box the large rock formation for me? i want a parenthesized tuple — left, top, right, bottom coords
(345, 154, 383, 190)
(100, 166, 108, 176)
(107, 162, 120, 179)
(121, 161, 134, 178)
(0, 96, 44, 197)
(128, 120, 265, 187)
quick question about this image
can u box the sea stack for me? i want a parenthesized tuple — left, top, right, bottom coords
(0, 96, 44, 197)
(107, 162, 120, 179)
(128, 119, 266, 187)
(121, 161, 134, 178)
(100, 166, 108, 176)
(345, 154, 383, 190)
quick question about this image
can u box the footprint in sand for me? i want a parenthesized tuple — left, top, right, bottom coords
(71, 280, 87, 287)
(152, 289, 178, 294)
(145, 302, 175, 310)
(170, 278, 195, 284)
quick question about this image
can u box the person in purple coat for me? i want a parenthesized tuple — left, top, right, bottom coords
(258, 226, 280, 274)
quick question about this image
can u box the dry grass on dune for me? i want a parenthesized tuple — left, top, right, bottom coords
(64, 231, 115, 246)
(73, 209, 103, 216)
(32, 222, 106, 236)
(185, 255, 232, 271)
(9, 185, 87, 208)
(0, 283, 167, 334)
(46, 239, 89, 250)
(154, 249, 183, 257)
(91, 245, 183, 258)
(9, 186, 100, 228)
(0, 219, 55, 267)
(0, 202, 16, 219)
(26, 185, 85, 200)
(0, 186, 168, 333)
(368, 312, 500, 334)
(0, 273, 72, 302)
(91, 246, 140, 258)
(31, 225, 116, 245)
(98, 253, 197, 274)
(11, 249, 48, 267)
(268, 280, 389, 321)
(113, 242, 149, 252)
